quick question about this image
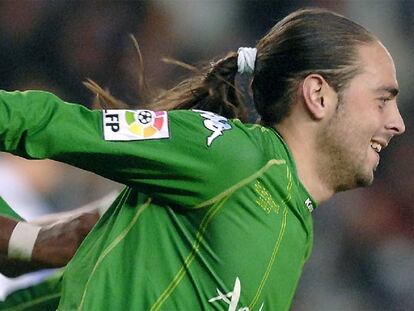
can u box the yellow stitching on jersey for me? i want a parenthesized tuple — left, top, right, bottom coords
(195, 159, 286, 209)
(1, 293, 61, 311)
(150, 196, 230, 311)
(150, 159, 287, 310)
(245, 123, 267, 131)
(249, 166, 292, 309)
(249, 207, 288, 309)
(78, 199, 151, 311)
(284, 166, 293, 204)
(255, 180, 280, 214)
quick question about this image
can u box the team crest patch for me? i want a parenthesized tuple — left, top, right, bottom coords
(103, 109, 169, 141)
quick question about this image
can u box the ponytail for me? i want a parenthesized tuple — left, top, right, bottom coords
(86, 40, 249, 122)
(150, 52, 247, 121)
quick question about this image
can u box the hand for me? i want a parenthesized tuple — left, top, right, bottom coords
(31, 211, 99, 268)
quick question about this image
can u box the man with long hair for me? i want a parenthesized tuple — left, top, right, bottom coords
(0, 8, 405, 310)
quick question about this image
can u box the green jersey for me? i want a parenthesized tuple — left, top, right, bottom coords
(0, 90, 316, 311)
(0, 270, 63, 311)
(0, 197, 22, 221)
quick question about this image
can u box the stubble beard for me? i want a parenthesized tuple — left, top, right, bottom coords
(316, 104, 373, 194)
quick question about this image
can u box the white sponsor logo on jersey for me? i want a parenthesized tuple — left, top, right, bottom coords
(194, 110, 232, 146)
(209, 277, 264, 311)
(103, 109, 169, 141)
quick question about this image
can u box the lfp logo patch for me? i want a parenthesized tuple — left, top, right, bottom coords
(103, 109, 169, 141)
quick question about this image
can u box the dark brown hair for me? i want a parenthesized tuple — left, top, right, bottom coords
(253, 8, 376, 125)
(86, 8, 376, 125)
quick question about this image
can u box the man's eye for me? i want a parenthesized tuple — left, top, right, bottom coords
(378, 97, 390, 109)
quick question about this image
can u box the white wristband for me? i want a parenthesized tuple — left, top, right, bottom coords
(8, 222, 41, 261)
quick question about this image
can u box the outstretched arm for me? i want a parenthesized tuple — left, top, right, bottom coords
(0, 90, 257, 208)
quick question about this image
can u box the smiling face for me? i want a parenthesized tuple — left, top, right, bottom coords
(317, 41, 405, 192)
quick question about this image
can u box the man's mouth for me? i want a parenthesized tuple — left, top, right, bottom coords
(370, 141, 382, 153)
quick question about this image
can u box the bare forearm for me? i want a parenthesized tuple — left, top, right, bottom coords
(0, 216, 18, 255)
(0, 217, 42, 277)
(0, 192, 116, 276)
(0, 212, 99, 277)
(31, 211, 99, 267)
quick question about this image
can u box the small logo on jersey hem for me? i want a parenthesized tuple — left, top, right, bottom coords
(209, 277, 264, 311)
(305, 198, 314, 212)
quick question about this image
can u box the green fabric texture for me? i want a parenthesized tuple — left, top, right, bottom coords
(0, 90, 316, 310)
(0, 270, 63, 311)
(0, 197, 22, 221)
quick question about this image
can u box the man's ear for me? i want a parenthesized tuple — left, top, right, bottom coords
(301, 74, 333, 120)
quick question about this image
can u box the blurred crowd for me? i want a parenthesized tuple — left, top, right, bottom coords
(0, 1, 412, 310)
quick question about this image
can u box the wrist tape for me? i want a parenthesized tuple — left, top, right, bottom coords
(8, 222, 41, 261)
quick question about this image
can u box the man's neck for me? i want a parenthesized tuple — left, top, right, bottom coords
(274, 123, 334, 204)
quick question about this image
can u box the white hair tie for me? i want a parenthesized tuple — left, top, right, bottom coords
(237, 47, 257, 74)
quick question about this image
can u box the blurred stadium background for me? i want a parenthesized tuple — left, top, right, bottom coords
(0, 1, 413, 310)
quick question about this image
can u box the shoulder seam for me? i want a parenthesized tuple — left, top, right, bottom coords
(195, 159, 286, 209)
